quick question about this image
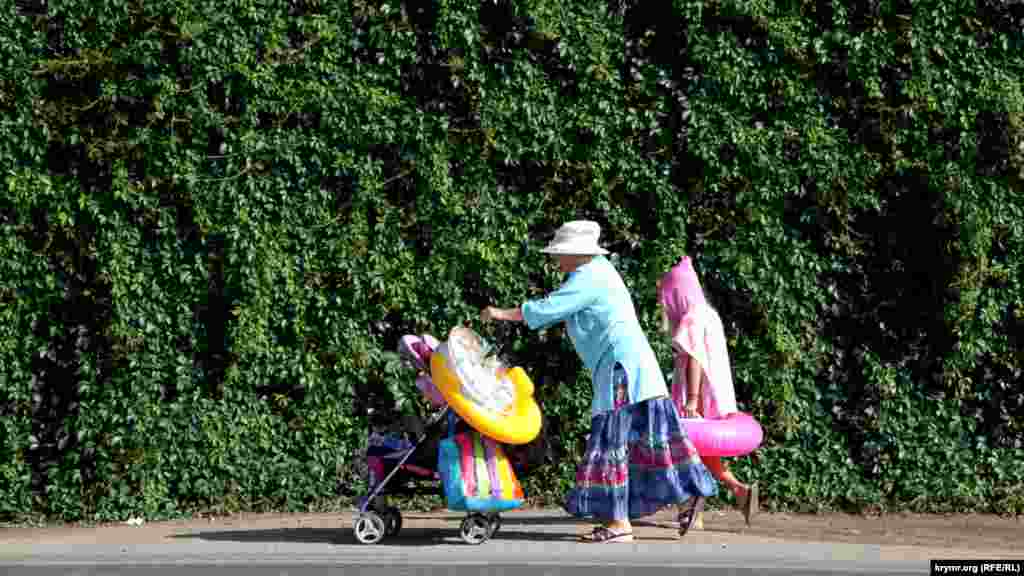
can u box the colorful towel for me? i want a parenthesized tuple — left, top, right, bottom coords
(438, 430, 525, 512)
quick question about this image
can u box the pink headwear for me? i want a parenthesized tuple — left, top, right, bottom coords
(658, 256, 707, 333)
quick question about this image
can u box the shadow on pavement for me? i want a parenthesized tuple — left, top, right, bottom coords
(393, 512, 718, 527)
(172, 511, 743, 546)
(173, 526, 581, 546)
(389, 513, 746, 535)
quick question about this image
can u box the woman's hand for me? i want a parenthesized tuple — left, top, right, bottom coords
(683, 399, 700, 419)
(481, 306, 499, 323)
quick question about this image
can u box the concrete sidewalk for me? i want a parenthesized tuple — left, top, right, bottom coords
(1, 508, 1021, 563)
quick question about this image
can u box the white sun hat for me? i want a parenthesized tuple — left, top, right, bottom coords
(539, 220, 610, 255)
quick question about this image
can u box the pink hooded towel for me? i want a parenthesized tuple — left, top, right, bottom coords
(658, 256, 738, 419)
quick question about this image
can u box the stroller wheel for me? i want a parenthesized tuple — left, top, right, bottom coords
(486, 513, 502, 537)
(459, 513, 492, 545)
(353, 511, 387, 545)
(383, 507, 403, 536)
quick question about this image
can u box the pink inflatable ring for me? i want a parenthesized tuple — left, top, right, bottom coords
(680, 412, 763, 457)
(398, 334, 439, 370)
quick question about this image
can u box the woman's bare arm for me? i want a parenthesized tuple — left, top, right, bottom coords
(481, 306, 524, 323)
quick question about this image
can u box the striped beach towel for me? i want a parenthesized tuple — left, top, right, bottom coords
(438, 430, 525, 512)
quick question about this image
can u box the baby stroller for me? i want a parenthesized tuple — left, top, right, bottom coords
(352, 333, 543, 545)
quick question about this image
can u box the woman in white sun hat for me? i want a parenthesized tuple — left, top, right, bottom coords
(481, 220, 717, 543)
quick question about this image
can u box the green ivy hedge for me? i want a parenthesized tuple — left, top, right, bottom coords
(1, 0, 1022, 522)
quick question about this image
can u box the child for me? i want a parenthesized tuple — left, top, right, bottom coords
(658, 256, 758, 531)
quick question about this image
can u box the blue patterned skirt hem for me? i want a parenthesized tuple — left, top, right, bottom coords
(563, 396, 718, 521)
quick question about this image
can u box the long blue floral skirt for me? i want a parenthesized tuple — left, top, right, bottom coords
(564, 369, 718, 521)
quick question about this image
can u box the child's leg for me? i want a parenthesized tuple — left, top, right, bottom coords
(707, 455, 758, 526)
(704, 456, 749, 498)
(693, 378, 749, 500)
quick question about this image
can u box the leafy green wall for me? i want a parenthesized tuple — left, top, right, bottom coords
(1, 0, 1021, 521)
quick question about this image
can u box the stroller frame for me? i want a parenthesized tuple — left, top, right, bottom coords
(352, 406, 504, 545)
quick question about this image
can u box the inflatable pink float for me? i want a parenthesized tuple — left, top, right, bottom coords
(680, 412, 763, 457)
(399, 334, 446, 407)
(399, 334, 439, 369)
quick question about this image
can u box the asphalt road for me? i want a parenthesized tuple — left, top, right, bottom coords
(0, 564, 930, 576)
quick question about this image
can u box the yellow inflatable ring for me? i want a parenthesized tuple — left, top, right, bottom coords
(429, 330, 542, 446)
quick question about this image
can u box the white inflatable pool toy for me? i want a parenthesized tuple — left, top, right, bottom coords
(430, 327, 541, 445)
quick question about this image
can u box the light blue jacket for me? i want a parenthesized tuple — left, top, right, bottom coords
(520, 256, 668, 415)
